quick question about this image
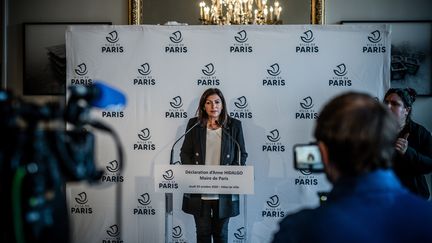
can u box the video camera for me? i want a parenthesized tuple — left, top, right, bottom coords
(293, 143, 324, 172)
(0, 82, 126, 243)
(293, 143, 329, 205)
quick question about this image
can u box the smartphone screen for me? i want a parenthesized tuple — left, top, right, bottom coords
(293, 143, 324, 172)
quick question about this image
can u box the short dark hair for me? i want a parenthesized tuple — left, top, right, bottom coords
(314, 92, 398, 175)
(196, 88, 228, 126)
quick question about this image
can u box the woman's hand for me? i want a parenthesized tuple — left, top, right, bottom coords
(395, 133, 409, 155)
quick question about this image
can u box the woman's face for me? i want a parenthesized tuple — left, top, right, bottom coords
(204, 94, 223, 120)
(384, 93, 410, 126)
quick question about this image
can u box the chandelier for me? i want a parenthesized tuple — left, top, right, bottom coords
(199, 0, 282, 25)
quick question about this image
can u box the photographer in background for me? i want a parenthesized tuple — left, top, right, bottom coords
(384, 88, 432, 199)
(272, 92, 432, 243)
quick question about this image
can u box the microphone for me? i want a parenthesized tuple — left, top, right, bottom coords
(66, 81, 126, 126)
(69, 81, 127, 111)
(166, 121, 199, 217)
(219, 122, 242, 165)
(170, 121, 200, 164)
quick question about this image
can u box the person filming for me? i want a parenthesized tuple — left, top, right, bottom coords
(272, 92, 432, 243)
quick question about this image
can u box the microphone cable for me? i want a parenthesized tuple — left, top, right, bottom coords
(88, 119, 125, 240)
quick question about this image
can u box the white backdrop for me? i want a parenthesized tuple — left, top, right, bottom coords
(66, 24, 390, 243)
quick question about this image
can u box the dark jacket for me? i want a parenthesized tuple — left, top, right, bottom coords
(180, 117, 248, 218)
(393, 120, 432, 199)
(272, 170, 432, 243)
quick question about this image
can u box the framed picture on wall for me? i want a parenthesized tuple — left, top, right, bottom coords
(342, 20, 432, 96)
(310, 0, 325, 24)
(23, 22, 111, 95)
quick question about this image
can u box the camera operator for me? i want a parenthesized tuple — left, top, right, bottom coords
(272, 92, 432, 243)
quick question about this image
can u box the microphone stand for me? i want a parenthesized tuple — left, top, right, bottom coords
(169, 122, 200, 165)
(221, 124, 248, 241)
(165, 121, 199, 243)
(220, 126, 241, 165)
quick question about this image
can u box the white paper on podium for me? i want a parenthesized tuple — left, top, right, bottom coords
(154, 165, 254, 194)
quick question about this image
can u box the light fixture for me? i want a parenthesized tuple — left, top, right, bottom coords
(198, 0, 282, 25)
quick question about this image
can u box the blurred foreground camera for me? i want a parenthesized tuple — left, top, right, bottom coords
(0, 82, 126, 243)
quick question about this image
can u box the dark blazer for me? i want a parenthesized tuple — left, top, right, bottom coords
(180, 117, 248, 218)
(393, 120, 432, 199)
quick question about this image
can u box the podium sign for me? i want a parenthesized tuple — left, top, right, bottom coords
(154, 165, 254, 194)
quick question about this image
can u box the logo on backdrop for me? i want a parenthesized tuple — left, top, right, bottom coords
(230, 30, 253, 53)
(295, 96, 318, 119)
(70, 191, 93, 214)
(133, 62, 156, 86)
(138, 193, 151, 205)
(163, 169, 174, 180)
(202, 63, 215, 76)
(172, 225, 186, 242)
(262, 129, 285, 152)
(262, 63, 285, 86)
(262, 195, 285, 218)
(197, 63, 220, 86)
(133, 192, 156, 216)
(75, 192, 88, 204)
(235, 30, 248, 43)
(170, 31, 183, 43)
(363, 30, 386, 53)
(296, 30, 319, 53)
(267, 129, 280, 143)
(134, 128, 156, 151)
(102, 30, 125, 53)
(333, 63, 347, 76)
(70, 62, 92, 86)
(165, 30, 188, 53)
(106, 31, 119, 43)
(300, 169, 313, 176)
(295, 169, 318, 186)
(159, 169, 179, 189)
(106, 224, 120, 237)
(233, 227, 246, 242)
(101, 160, 124, 183)
(328, 63, 352, 87)
(165, 96, 187, 119)
(103, 224, 123, 243)
(267, 63, 281, 76)
(267, 195, 281, 207)
(230, 96, 253, 119)
(75, 63, 88, 76)
(101, 104, 125, 118)
(173, 226, 183, 238)
(138, 63, 151, 75)
(368, 30, 382, 43)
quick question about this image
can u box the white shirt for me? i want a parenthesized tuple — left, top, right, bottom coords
(202, 127, 222, 200)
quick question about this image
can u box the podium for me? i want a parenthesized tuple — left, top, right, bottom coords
(154, 165, 254, 243)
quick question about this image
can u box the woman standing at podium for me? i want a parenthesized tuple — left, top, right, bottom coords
(180, 88, 248, 243)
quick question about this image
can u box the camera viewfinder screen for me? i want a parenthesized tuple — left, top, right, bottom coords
(294, 144, 324, 171)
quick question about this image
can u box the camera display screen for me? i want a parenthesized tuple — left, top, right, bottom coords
(293, 143, 324, 172)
